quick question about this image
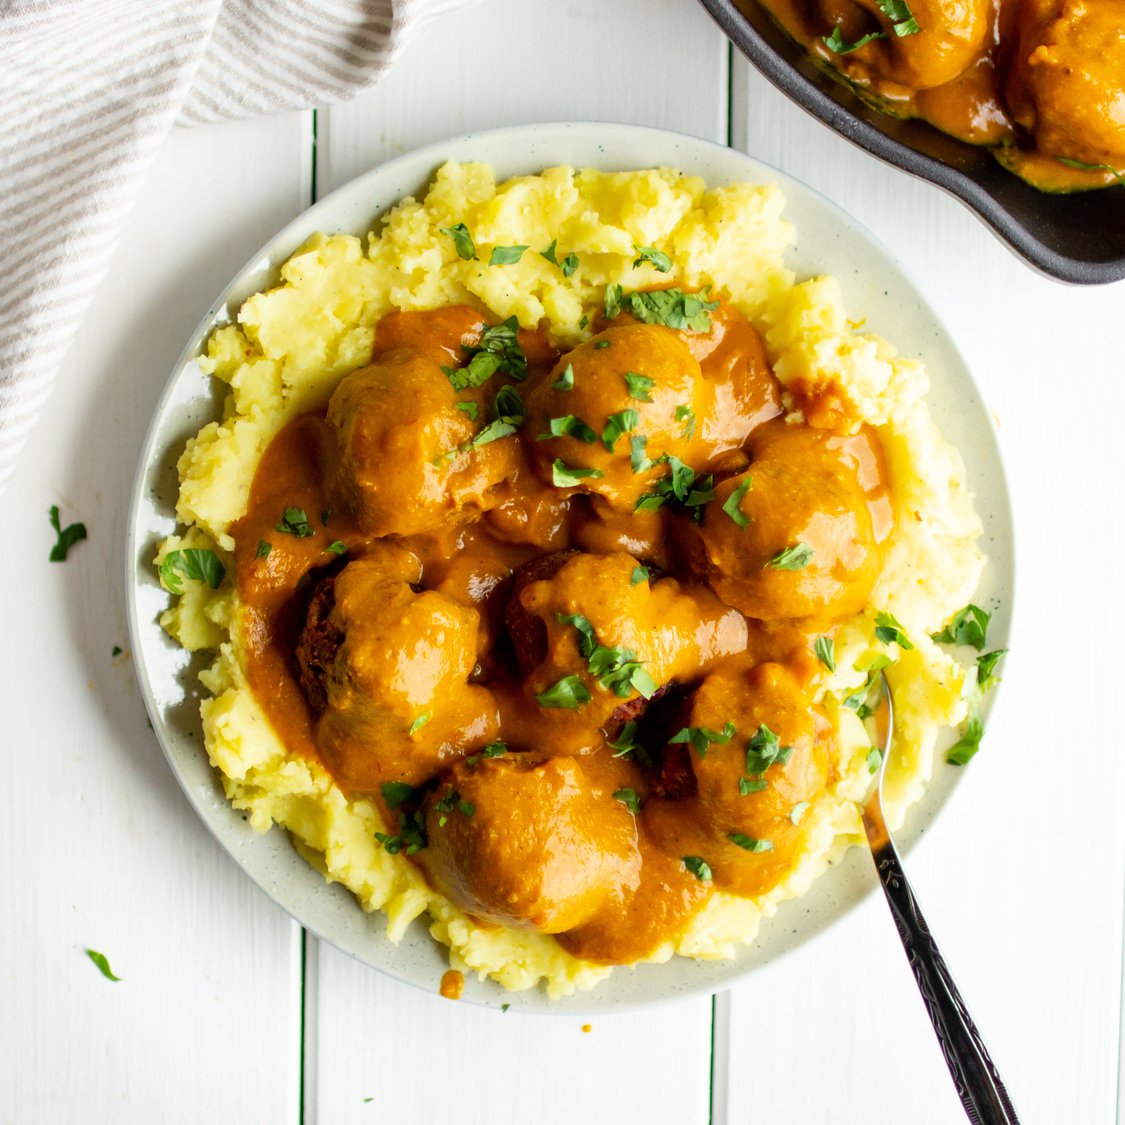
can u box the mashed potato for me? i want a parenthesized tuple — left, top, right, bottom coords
(159, 162, 984, 997)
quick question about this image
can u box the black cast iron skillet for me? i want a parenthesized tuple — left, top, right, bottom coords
(698, 0, 1125, 285)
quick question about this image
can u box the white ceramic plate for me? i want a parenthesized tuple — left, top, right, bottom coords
(126, 121, 1015, 1015)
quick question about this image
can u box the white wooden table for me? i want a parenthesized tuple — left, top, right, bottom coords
(3, 1, 1123, 1121)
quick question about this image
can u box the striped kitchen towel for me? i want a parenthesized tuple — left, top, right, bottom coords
(0, 0, 472, 492)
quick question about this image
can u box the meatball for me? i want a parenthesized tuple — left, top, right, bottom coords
(507, 551, 748, 727)
(303, 555, 500, 792)
(323, 347, 513, 538)
(692, 421, 890, 626)
(1007, 0, 1125, 168)
(644, 660, 832, 898)
(524, 323, 716, 509)
(419, 754, 641, 932)
(825, 0, 990, 90)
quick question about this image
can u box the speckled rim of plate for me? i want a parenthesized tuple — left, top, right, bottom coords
(126, 120, 1015, 1016)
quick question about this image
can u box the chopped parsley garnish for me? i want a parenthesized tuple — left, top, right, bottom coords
(380, 781, 418, 809)
(613, 787, 642, 815)
(631, 566, 649, 585)
(47, 505, 87, 561)
(738, 777, 768, 796)
(630, 434, 652, 474)
(578, 315, 589, 330)
(823, 25, 886, 53)
(624, 371, 655, 402)
(85, 949, 121, 982)
(160, 548, 225, 594)
(535, 674, 592, 710)
(790, 801, 810, 825)
(670, 721, 736, 758)
(874, 610, 914, 650)
(721, 478, 752, 528)
(553, 613, 657, 701)
(327, 540, 347, 557)
(601, 408, 640, 452)
(465, 740, 508, 767)
(729, 833, 774, 853)
(765, 543, 814, 570)
(501, 1003, 511, 1013)
(946, 711, 984, 766)
(683, 856, 712, 882)
(744, 724, 794, 775)
(450, 385, 526, 456)
(633, 244, 673, 273)
(433, 786, 475, 826)
(552, 459, 604, 487)
(443, 316, 527, 389)
(1056, 157, 1125, 187)
(440, 223, 476, 260)
(551, 363, 575, 392)
(867, 748, 884, 774)
(408, 713, 431, 735)
(634, 455, 714, 522)
(675, 404, 696, 439)
(455, 401, 479, 421)
(605, 285, 720, 332)
(976, 649, 1007, 693)
(489, 244, 528, 266)
(255, 539, 272, 559)
(111, 645, 122, 657)
(321, 508, 333, 525)
(823, 0, 918, 52)
(276, 507, 314, 538)
(931, 604, 990, 650)
(607, 720, 640, 758)
(539, 414, 597, 444)
(375, 809, 427, 854)
(540, 240, 580, 276)
(814, 635, 836, 673)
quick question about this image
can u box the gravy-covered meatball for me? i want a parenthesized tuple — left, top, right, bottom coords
(420, 754, 641, 932)
(302, 554, 500, 792)
(525, 323, 715, 509)
(1007, 0, 1125, 169)
(692, 421, 891, 626)
(508, 551, 748, 727)
(644, 660, 832, 898)
(324, 348, 512, 538)
(825, 0, 991, 90)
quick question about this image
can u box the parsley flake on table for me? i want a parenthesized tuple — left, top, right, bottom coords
(931, 603, 991, 650)
(535, 674, 592, 710)
(721, 478, 752, 528)
(670, 721, 736, 758)
(601, 408, 640, 452)
(813, 635, 836, 673)
(160, 548, 225, 594)
(613, 787, 642, 815)
(729, 833, 774, 853)
(439, 222, 476, 260)
(552, 459, 604, 487)
(623, 371, 655, 402)
(111, 645, 122, 657)
(85, 949, 121, 982)
(47, 505, 87, 561)
(765, 543, 814, 570)
(874, 610, 914, 650)
(551, 363, 575, 392)
(539, 414, 597, 443)
(633, 244, 673, 273)
(489, 244, 528, 266)
(683, 856, 712, 882)
(276, 507, 315, 538)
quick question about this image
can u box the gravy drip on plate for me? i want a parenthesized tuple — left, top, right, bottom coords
(749, 0, 1125, 191)
(231, 299, 894, 966)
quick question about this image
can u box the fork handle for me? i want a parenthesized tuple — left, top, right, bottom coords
(869, 838, 1022, 1125)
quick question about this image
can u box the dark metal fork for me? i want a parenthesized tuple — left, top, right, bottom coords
(864, 675, 1021, 1124)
